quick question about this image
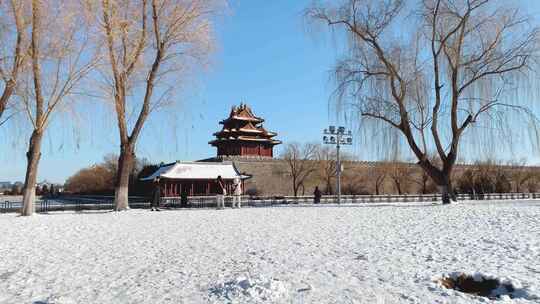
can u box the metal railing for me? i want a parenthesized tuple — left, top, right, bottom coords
(0, 192, 539, 214)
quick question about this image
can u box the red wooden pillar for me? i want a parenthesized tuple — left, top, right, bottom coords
(163, 182, 167, 197)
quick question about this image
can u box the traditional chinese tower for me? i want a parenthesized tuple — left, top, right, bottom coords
(209, 103, 281, 158)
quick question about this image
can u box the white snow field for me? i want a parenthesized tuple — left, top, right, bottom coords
(0, 200, 539, 304)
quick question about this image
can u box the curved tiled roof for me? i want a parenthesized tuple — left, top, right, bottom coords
(211, 103, 280, 147)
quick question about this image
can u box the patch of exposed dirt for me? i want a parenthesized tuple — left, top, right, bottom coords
(439, 273, 518, 299)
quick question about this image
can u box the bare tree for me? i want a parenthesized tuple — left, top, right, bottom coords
(342, 169, 369, 194)
(64, 153, 147, 194)
(508, 159, 535, 193)
(97, 0, 223, 210)
(20, 0, 97, 216)
(483, 159, 512, 193)
(316, 145, 353, 194)
(316, 145, 337, 194)
(0, 1, 28, 126)
(307, 0, 540, 204)
(457, 158, 512, 195)
(65, 164, 115, 194)
(525, 171, 540, 193)
(368, 162, 388, 195)
(387, 160, 412, 194)
(281, 142, 319, 196)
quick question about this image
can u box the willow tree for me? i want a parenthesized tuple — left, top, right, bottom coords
(97, 0, 222, 211)
(308, 0, 540, 203)
(20, 0, 97, 216)
(0, 0, 28, 127)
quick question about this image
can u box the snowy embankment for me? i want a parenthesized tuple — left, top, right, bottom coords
(0, 200, 539, 303)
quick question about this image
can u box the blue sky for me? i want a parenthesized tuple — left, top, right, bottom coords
(1, 0, 540, 183)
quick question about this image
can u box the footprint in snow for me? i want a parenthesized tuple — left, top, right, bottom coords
(355, 254, 368, 261)
(0, 271, 16, 281)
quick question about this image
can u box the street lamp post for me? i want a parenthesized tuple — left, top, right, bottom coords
(323, 126, 353, 204)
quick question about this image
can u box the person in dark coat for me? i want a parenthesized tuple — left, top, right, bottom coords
(313, 186, 322, 204)
(216, 175, 226, 209)
(151, 177, 161, 211)
(180, 189, 189, 208)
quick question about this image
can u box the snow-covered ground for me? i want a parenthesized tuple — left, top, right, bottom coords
(0, 200, 539, 303)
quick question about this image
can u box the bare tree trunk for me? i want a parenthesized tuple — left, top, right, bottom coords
(0, 1, 26, 125)
(425, 169, 455, 204)
(0, 83, 15, 122)
(114, 143, 134, 211)
(439, 180, 456, 204)
(393, 179, 402, 195)
(325, 178, 333, 194)
(421, 174, 428, 194)
(21, 130, 43, 216)
(291, 174, 297, 197)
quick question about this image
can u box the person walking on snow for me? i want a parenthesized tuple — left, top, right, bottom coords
(216, 175, 226, 209)
(151, 177, 161, 211)
(232, 178, 242, 208)
(313, 186, 322, 204)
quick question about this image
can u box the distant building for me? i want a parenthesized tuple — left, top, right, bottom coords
(141, 161, 250, 197)
(209, 103, 281, 158)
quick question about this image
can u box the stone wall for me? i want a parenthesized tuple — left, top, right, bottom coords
(229, 158, 423, 196)
(203, 157, 540, 196)
(233, 159, 291, 196)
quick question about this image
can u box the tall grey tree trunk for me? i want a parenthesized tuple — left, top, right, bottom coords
(439, 177, 457, 204)
(21, 130, 43, 216)
(440, 184, 451, 205)
(114, 144, 134, 211)
(419, 162, 457, 205)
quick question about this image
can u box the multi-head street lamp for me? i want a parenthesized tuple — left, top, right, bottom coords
(323, 126, 353, 204)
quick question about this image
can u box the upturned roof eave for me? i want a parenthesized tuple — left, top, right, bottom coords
(209, 138, 282, 145)
(219, 116, 264, 124)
